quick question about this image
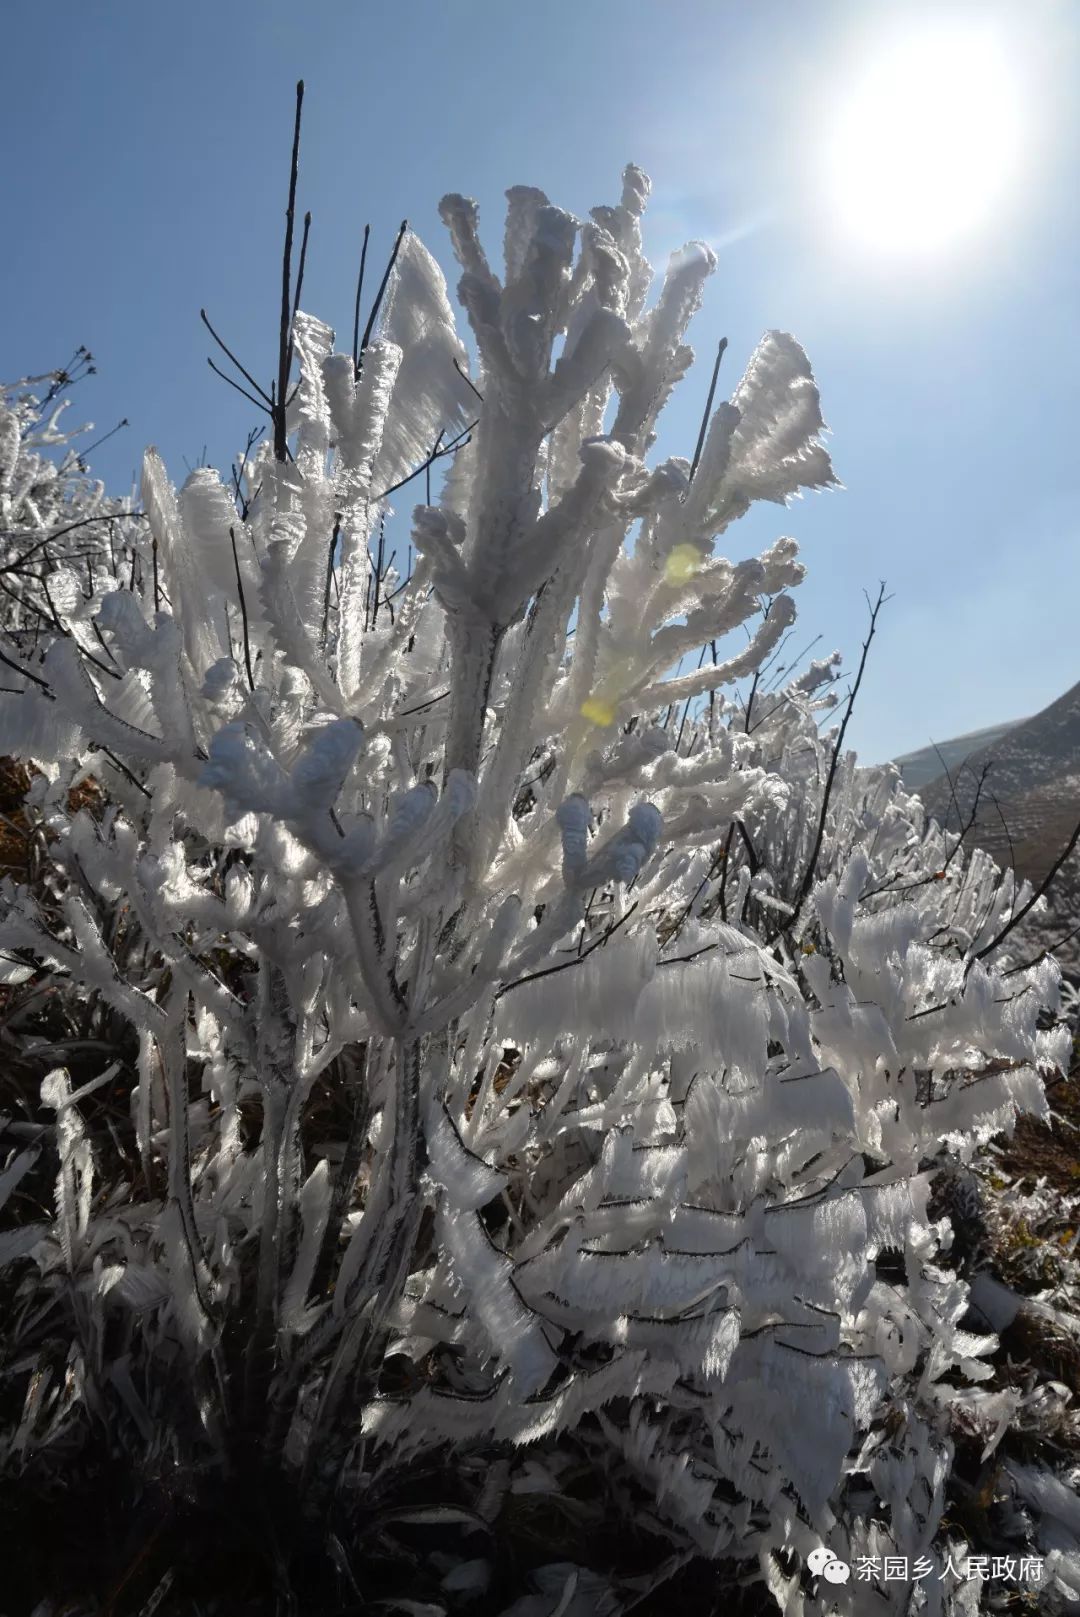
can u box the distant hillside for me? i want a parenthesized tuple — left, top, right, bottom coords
(894, 718, 1025, 792)
(916, 679, 1080, 850)
(904, 680, 1080, 975)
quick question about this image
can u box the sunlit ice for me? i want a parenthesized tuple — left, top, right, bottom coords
(824, 24, 1023, 256)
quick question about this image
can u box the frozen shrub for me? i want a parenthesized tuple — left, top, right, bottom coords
(0, 165, 1070, 1614)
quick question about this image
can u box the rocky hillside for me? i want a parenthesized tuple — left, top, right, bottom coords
(906, 679, 1080, 976)
(894, 717, 1025, 792)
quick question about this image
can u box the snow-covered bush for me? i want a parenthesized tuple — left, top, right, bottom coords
(0, 356, 145, 661)
(0, 168, 1071, 1615)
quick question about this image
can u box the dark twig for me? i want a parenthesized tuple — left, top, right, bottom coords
(207, 358, 272, 417)
(395, 689, 450, 719)
(230, 527, 256, 691)
(0, 574, 58, 635)
(286, 209, 313, 380)
(1002, 919, 1080, 978)
(374, 419, 477, 504)
(496, 902, 640, 999)
(675, 643, 710, 751)
(0, 644, 53, 694)
(929, 737, 970, 849)
(200, 310, 274, 409)
(97, 747, 152, 799)
(735, 817, 760, 877)
(322, 517, 341, 647)
(371, 514, 387, 629)
(973, 813, 1080, 966)
(309, 1046, 371, 1303)
(90, 619, 121, 670)
(762, 632, 822, 697)
(985, 787, 1020, 924)
(707, 638, 718, 739)
(231, 426, 265, 520)
(777, 582, 890, 942)
(862, 761, 993, 902)
(80, 418, 129, 460)
(758, 627, 796, 686)
(716, 818, 738, 923)
(351, 225, 371, 375)
(454, 356, 484, 402)
(0, 577, 120, 681)
(357, 220, 408, 368)
(687, 337, 728, 485)
(37, 568, 65, 633)
(743, 603, 771, 733)
(275, 80, 305, 463)
(666, 840, 728, 946)
(425, 431, 444, 505)
(0, 513, 147, 577)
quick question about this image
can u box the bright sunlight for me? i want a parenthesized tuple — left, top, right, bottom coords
(826, 25, 1022, 255)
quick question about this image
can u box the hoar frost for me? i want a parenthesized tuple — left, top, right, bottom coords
(0, 166, 1073, 1615)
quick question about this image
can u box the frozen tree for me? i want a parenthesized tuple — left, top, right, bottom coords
(0, 161, 1072, 1616)
(0, 355, 145, 664)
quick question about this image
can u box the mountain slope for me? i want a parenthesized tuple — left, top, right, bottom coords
(894, 717, 1025, 792)
(911, 679, 1080, 973)
(917, 677, 1080, 850)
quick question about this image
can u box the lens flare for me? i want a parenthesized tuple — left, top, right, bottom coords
(826, 27, 1022, 254)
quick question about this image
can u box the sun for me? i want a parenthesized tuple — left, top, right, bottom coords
(826, 27, 1022, 255)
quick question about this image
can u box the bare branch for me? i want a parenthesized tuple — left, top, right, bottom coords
(687, 336, 727, 485)
(275, 80, 306, 463)
(775, 582, 891, 941)
(230, 526, 256, 692)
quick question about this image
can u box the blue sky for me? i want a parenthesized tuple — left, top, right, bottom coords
(4, 0, 1077, 764)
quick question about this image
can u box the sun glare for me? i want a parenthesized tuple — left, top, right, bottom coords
(827, 27, 1022, 255)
